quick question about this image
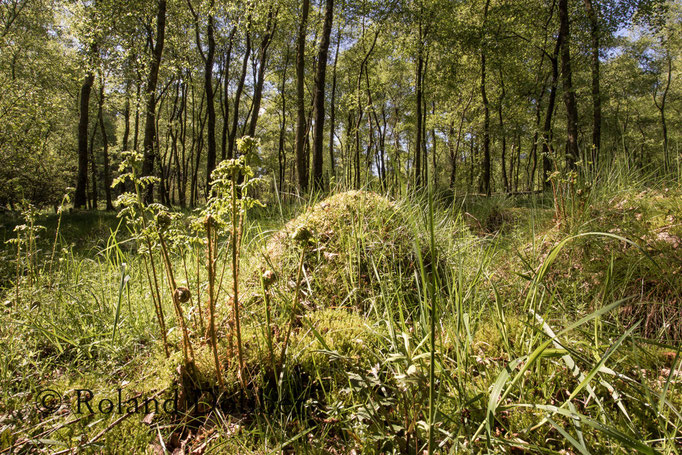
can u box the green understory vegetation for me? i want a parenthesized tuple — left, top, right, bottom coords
(1, 165, 681, 454)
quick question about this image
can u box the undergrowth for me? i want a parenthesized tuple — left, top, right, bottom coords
(0, 169, 680, 454)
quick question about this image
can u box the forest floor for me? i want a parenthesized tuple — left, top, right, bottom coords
(0, 179, 681, 454)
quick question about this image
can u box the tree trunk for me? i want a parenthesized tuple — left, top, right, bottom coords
(205, 11, 216, 190)
(247, 8, 277, 137)
(654, 56, 672, 172)
(227, 30, 251, 159)
(328, 23, 340, 179)
(122, 82, 130, 152)
(479, 0, 491, 195)
(584, 0, 601, 167)
(559, 0, 579, 169)
(74, 70, 95, 209)
(414, 21, 424, 187)
(220, 28, 236, 160)
(542, 35, 561, 189)
(133, 79, 141, 151)
(140, 0, 167, 202)
(89, 111, 98, 210)
(312, 0, 334, 190)
(295, 0, 311, 191)
(98, 82, 113, 210)
(278, 45, 290, 196)
(498, 68, 508, 192)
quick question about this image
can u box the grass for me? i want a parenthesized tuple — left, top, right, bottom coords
(0, 170, 681, 453)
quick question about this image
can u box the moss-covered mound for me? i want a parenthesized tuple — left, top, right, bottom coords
(261, 191, 421, 309)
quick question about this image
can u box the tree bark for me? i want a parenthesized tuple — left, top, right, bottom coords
(220, 27, 236, 160)
(312, 0, 334, 190)
(74, 70, 95, 209)
(584, 0, 601, 167)
(141, 0, 168, 202)
(247, 8, 277, 137)
(479, 0, 491, 195)
(98, 82, 113, 210)
(541, 36, 561, 189)
(498, 68, 508, 192)
(227, 29, 251, 159)
(559, 0, 579, 169)
(205, 11, 216, 190)
(654, 55, 672, 172)
(414, 18, 424, 188)
(328, 23, 340, 179)
(295, 0, 311, 191)
(89, 109, 98, 209)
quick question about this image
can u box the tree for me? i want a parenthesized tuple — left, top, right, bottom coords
(295, 0, 311, 191)
(559, 0, 579, 169)
(141, 0, 168, 202)
(312, 0, 334, 190)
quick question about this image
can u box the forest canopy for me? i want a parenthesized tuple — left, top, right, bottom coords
(0, 0, 679, 208)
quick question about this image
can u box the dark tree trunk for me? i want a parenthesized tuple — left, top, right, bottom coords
(584, 0, 601, 167)
(247, 8, 276, 137)
(205, 12, 216, 190)
(559, 0, 579, 169)
(133, 79, 141, 151)
(414, 20, 424, 187)
(89, 112, 98, 210)
(74, 70, 95, 208)
(278, 45, 290, 196)
(295, 0, 311, 191)
(498, 68, 508, 193)
(654, 56, 672, 172)
(328, 23, 340, 179)
(122, 82, 130, 152)
(227, 30, 251, 159)
(140, 0, 167, 202)
(479, 0, 491, 195)
(542, 36, 561, 189)
(187, 0, 217, 190)
(312, 0, 334, 190)
(220, 28, 236, 160)
(98, 82, 113, 210)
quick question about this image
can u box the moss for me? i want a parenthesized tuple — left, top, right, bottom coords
(262, 191, 422, 310)
(290, 308, 381, 378)
(472, 314, 527, 360)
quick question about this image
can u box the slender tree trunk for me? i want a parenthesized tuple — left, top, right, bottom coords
(74, 69, 95, 208)
(122, 82, 130, 152)
(98, 82, 113, 210)
(479, 0, 491, 195)
(450, 90, 474, 189)
(278, 45, 290, 196)
(559, 0, 579, 169)
(542, 36, 561, 189)
(228, 30, 251, 159)
(414, 20, 424, 187)
(220, 28, 236, 160)
(654, 56, 672, 172)
(328, 23, 340, 179)
(312, 0, 334, 190)
(584, 0, 601, 167)
(248, 9, 277, 137)
(89, 113, 98, 210)
(141, 0, 168, 202)
(205, 11, 216, 190)
(498, 68, 508, 192)
(431, 101, 437, 187)
(133, 78, 141, 151)
(295, 0, 311, 191)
